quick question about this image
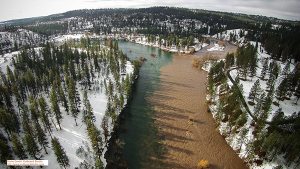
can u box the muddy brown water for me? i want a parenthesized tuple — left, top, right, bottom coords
(149, 41, 248, 169)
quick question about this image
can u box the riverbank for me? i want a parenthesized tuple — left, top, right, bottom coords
(149, 42, 248, 168)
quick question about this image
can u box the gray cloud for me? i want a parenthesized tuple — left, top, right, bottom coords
(122, 0, 300, 20)
(1, 0, 299, 22)
(84, 0, 114, 2)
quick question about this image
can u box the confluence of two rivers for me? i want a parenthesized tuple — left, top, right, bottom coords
(116, 41, 247, 169)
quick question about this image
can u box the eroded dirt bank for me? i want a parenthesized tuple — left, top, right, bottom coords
(149, 42, 248, 169)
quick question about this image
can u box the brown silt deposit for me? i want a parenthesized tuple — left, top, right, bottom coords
(149, 41, 248, 169)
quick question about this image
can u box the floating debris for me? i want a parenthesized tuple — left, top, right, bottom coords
(139, 56, 146, 61)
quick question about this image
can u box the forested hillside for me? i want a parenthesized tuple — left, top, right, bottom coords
(205, 42, 300, 168)
(0, 37, 138, 168)
(0, 29, 48, 54)
(1, 7, 299, 62)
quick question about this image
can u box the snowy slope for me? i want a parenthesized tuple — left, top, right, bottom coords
(229, 42, 299, 119)
(0, 44, 134, 168)
(0, 29, 47, 53)
(212, 29, 248, 45)
(203, 41, 299, 169)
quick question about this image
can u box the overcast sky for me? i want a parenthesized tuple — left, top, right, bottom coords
(0, 0, 299, 22)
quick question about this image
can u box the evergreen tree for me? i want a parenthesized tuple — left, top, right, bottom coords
(36, 76, 42, 93)
(294, 83, 300, 104)
(11, 132, 27, 159)
(225, 52, 234, 69)
(64, 71, 69, 89)
(87, 102, 96, 124)
(237, 128, 248, 152)
(159, 35, 162, 47)
(77, 65, 82, 81)
(276, 78, 288, 102)
(271, 61, 281, 79)
(58, 84, 69, 114)
(291, 64, 300, 87)
(260, 58, 268, 79)
(29, 95, 40, 122)
(0, 108, 16, 138)
(69, 59, 76, 80)
(6, 65, 15, 85)
(17, 75, 27, 102)
(70, 99, 78, 126)
(0, 85, 13, 110)
(216, 98, 225, 124)
(50, 85, 62, 130)
(68, 77, 80, 110)
(83, 90, 88, 109)
(263, 85, 274, 113)
(80, 51, 86, 71)
(42, 73, 48, 93)
(12, 82, 22, 113)
(101, 116, 109, 144)
(84, 63, 91, 89)
(48, 69, 54, 85)
(90, 62, 95, 82)
(124, 74, 131, 99)
(55, 73, 61, 88)
(0, 137, 13, 163)
(25, 69, 36, 95)
(252, 92, 266, 123)
(281, 61, 290, 76)
(262, 131, 282, 161)
(82, 90, 88, 122)
(119, 93, 124, 108)
(283, 74, 293, 98)
(51, 137, 70, 169)
(23, 133, 40, 159)
(113, 94, 119, 110)
(107, 80, 113, 101)
(249, 51, 258, 78)
(38, 95, 53, 134)
(266, 74, 276, 89)
(236, 112, 248, 128)
(248, 79, 261, 102)
(68, 77, 80, 125)
(86, 120, 102, 159)
(0, 69, 9, 88)
(33, 121, 49, 154)
(235, 74, 240, 84)
(21, 105, 34, 135)
(256, 110, 268, 133)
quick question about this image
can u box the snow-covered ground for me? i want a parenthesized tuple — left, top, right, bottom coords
(212, 29, 248, 46)
(128, 35, 205, 54)
(0, 51, 19, 64)
(203, 41, 299, 168)
(207, 43, 224, 51)
(52, 34, 85, 43)
(0, 29, 47, 53)
(0, 45, 134, 168)
(229, 42, 299, 120)
(43, 60, 133, 168)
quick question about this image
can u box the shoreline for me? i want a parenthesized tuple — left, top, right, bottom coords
(149, 43, 248, 168)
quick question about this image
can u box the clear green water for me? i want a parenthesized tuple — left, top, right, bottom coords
(118, 41, 173, 168)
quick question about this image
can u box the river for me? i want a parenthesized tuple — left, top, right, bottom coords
(114, 41, 247, 169)
(116, 41, 174, 168)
